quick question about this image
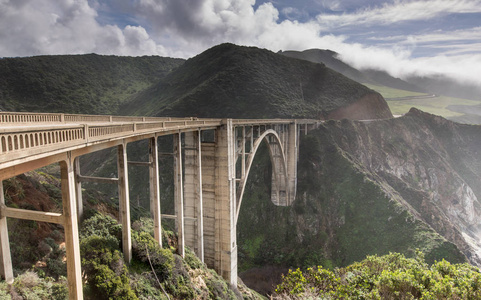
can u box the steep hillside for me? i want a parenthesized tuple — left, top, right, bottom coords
(121, 43, 392, 119)
(0, 54, 184, 114)
(280, 49, 425, 93)
(238, 109, 481, 291)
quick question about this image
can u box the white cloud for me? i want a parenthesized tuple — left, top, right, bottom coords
(316, 0, 481, 28)
(336, 43, 481, 86)
(0, 0, 481, 88)
(0, 0, 165, 57)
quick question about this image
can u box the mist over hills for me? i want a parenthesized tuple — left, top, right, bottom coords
(280, 48, 481, 102)
(280, 49, 426, 94)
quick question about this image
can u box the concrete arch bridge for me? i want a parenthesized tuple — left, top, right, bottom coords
(0, 112, 320, 299)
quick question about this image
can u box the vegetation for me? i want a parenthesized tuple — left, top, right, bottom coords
(386, 95, 479, 118)
(0, 54, 183, 114)
(274, 251, 481, 299)
(0, 204, 262, 299)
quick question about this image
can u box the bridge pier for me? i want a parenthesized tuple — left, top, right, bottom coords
(287, 122, 298, 204)
(117, 143, 132, 263)
(184, 131, 204, 261)
(149, 137, 162, 247)
(174, 133, 185, 257)
(60, 156, 83, 299)
(214, 120, 237, 286)
(0, 182, 13, 284)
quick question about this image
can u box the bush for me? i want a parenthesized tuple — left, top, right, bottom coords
(12, 271, 67, 300)
(80, 213, 137, 300)
(274, 252, 481, 299)
(132, 231, 174, 281)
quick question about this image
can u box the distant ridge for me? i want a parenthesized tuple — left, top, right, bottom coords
(121, 43, 392, 120)
(280, 49, 425, 93)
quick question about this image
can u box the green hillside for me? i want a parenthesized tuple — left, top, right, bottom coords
(0, 54, 184, 114)
(120, 43, 390, 119)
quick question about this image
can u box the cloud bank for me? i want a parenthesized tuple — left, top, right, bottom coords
(0, 0, 480, 87)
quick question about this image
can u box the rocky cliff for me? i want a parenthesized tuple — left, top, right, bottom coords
(325, 108, 481, 265)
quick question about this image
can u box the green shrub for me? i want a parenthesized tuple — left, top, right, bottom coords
(275, 252, 481, 299)
(13, 271, 67, 300)
(79, 212, 122, 241)
(80, 235, 137, 300)
(131, 231, 174, 281)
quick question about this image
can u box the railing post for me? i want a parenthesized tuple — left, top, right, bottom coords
(60, 155, 83, 299)
(149, 137, 162, 247)
(117, 142, 132, 263)
(0, 181, 13, 284)
(84, 124, 89, 142)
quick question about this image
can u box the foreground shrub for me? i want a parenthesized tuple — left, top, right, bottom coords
(12, 271, 68, 300)
(80, 213, 137, 300)
(275, 252, 481, 299)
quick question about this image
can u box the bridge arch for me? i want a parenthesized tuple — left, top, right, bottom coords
(235, 129, 290, 223)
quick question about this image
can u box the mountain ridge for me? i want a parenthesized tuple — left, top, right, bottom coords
(120, 43, 392, 120)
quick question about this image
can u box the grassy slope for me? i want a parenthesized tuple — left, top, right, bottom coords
(0, 54, 184, 114)
(364, 83, 480, 118)
(120, 43, 382, 119)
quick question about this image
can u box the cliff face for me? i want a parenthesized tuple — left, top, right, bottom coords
(322, 108, 481, 264)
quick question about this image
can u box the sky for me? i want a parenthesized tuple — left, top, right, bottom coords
(1, 0, 481, 86)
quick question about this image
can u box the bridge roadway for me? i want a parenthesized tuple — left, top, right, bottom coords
(0, 111, 320, 299)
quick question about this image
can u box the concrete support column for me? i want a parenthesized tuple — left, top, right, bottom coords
(74, 157, 83, 220)
(174, 133, 185, 257)
(60, 156, 83, 299)
(184, 131, 204, 261)
(149, 137, 162, 247)
(214, 119, 237, 287)
(269, 136, 287, 206)
(200, 142, 215, 268)
(0, 182, 13, 284)
(287, 122, 298, 204)
(117, 143, 132, 263)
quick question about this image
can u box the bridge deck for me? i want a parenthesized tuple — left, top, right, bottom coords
(0, 112, 319, 176)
